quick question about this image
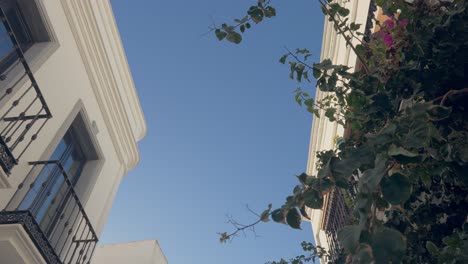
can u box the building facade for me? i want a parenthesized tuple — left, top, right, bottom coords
(93, 240, 168, 264)
(305, 0, 376, 261)
(0, 0, 146, 263)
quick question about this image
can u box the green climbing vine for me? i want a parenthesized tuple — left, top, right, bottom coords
(214, 0, 468, 263)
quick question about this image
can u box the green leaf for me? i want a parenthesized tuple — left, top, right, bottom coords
(312, 108, 320, 118)
(221, 23, 234, 33)
(303, 189, 323, 209)
(350, 22, 361, 31)
(286, 208, 302, 229)
(439, 144, 453, 162)
(328, 3, 341, 16)
(358, 155, 388, 194)
(338, 225, 361, 254)
(313, 59, 333, 70)
(226, 32, 242, 44)
(279, 54, 288, 64)
(419, 169, 432, 187)
(245, 23, 251, 29)
(426, 241, 440, 256)
(313, 67, 321, 79)
(381, 173, 412, 205)
(353, 244, 374, 263)
(324, 154, 361, 183)
(284, 195, 296, 208)
(376, 196, 389, 210)
(299, 206, 310, 220)
(427, 105, 452, 121)
(240, 24, 245, 33)
(260, 209, 270, 222)
(214, 29, 227, 41)
(293, 185, 302, 195)
(234, 16, 249, 24)
(296, 173, 308, 185)
(296, 48, 310, 54)
(304, 98, 314, 108)
(355, 44, 366, 57)
(371, 228, 406, 263)
(296, 64, 305, 82)
(264, 6, 276, 18)
(325, 108, 336, 121)
(259, 204, 272, 222)
(388, 144, 421, 164)
(247, 6, 264, 24)
(271, 209, 285, 224)
(303, 71, 310, 82)
(317, 159, 331, 179)
(338, 7, 350, 17)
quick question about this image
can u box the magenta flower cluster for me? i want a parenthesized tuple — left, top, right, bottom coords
(377, 17, 409, 47)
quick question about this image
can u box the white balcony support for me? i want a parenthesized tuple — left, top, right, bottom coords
(0, 224, 46, 264)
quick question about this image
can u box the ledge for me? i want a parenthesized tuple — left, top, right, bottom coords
(0, 213, 56, 264)
(0, 224, 46, 264)
(60, 0, 146, 171)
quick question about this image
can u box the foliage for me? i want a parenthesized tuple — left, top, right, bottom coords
(214, 0, 468, 263)
(266, 242, 333, 264)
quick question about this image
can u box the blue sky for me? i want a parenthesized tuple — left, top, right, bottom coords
(101, 0, 324, 263)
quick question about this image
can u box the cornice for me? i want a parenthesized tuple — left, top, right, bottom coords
(61, 0, 147, 171)
(307, 0, 373, 176)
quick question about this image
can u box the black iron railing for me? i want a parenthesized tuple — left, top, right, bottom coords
(0, 160, 98, 264)
(0, 7, 51, 174)
(322, 188, 350, 262)
(322, 178, 358, 262)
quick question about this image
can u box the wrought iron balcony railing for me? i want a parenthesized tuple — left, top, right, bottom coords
(0, 160, 98, 264)
(322, 189, 347, 262)
(0, 7, 52, 174)
(321, 178, 358, 262)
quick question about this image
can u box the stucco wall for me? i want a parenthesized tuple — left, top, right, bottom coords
(305, 0, 372, 252)
(0, 0, 144, 237)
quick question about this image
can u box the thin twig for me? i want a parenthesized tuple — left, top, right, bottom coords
(440, 87, 468, 105)
(284, 47, 315, 70)
(246, 204, 261, 217)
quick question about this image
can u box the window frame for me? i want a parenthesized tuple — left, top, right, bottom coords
(0, 0, 58, 83)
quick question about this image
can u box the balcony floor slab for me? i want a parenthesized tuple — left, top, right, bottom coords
(0, 211, 62, 264)
(0, 223, 47, 264)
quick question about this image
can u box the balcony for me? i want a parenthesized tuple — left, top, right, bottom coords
(0, 160, 98, 264)
(0, 7, 52, 175)
(322, 180, 357, 262)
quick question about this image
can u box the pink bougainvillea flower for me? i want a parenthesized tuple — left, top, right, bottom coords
(384, 19, 395, 30)
(398, 18, 409, 27)
(383, 34, 394, 47)
(376, 30, 393, 47)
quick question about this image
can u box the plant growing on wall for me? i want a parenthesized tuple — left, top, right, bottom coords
(214, 0, 468, 263)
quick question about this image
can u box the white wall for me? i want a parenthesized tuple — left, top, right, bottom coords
(0, 0, 145, 237)
(305, 0, 372, 252)
(93, 241, 168, 264)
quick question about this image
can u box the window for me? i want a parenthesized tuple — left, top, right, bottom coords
(0, 0, 50, 76)
(18, 130, 86, 233)
(18, 114, 99, 236)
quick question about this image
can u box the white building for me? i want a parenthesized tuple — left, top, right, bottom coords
(0, 0, 146, 263)
(93, 240, 168, 264)
(305, 0, 377, 261)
